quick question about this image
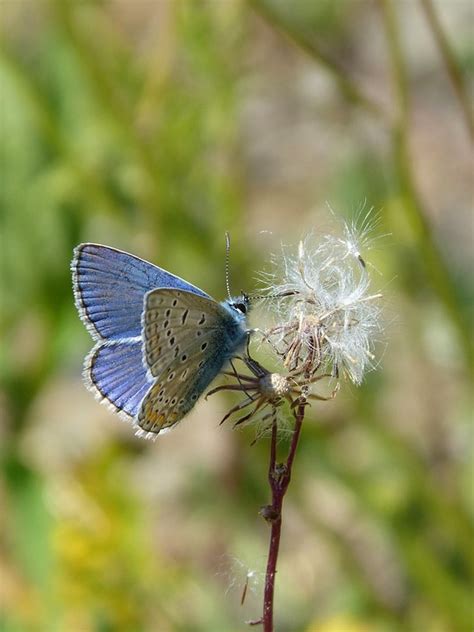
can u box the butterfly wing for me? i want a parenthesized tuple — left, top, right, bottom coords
(136, 288, 247, 436)
(72, 243, 211, 341)
(85, 338, 154, 420)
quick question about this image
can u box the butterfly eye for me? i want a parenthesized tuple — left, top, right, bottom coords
(233, 302, 247, 315)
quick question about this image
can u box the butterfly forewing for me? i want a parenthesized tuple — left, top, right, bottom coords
(72, 244, 211, 341)
(137, 288, 246, 434)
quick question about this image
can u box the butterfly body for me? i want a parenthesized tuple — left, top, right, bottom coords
(72, 244, 248, 438)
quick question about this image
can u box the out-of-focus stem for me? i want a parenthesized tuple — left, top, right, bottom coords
(379, 0, 473, 370)
(248, 0, 385, 119)
(420, 0, 474, 140)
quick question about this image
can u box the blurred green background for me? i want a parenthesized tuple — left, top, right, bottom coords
(1, 1, 473, 631)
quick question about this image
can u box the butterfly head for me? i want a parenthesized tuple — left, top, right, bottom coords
(225, 293, 250, 322)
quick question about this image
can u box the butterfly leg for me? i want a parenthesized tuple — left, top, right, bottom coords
(245, 329, 253, 358)
(241, 354, 268, 379)
(219, 394, 259, 425)
(230, 358, 254, 398)
(207, 383, 255, 397)
(240, 328, 269, 367)
(232, 397, 267, 427)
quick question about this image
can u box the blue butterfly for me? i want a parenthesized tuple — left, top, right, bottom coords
(71, 244, 249, 439)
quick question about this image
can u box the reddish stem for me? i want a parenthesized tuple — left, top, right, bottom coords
(257, 404, 305, 631)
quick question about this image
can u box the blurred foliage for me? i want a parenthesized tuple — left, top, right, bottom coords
(0, 1, 472, 631)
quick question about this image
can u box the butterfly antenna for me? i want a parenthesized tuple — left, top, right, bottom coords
(225, 231, 232, 301)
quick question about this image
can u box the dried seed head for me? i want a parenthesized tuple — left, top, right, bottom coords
(259, 372, 292, 400)
(214, 211, 384, 433)
(260, 216, 383, 384)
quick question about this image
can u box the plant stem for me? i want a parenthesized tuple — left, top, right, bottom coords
(248, 0, 385, 119)
(262, 513, 281, 631)
(420, 0, 474, 140)
(379, 0, 473, 371)
(252, 404, 305, 631)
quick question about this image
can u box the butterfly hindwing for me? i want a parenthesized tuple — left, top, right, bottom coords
(72, 243, 211, 341)
(85, 338, 154, 419)
(136, 288, 247, 434)
(136, 367, 207, 434)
